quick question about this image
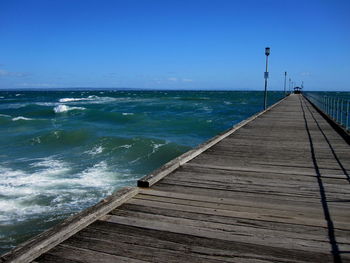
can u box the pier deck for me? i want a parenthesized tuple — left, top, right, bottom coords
(2, 94, 350, 263)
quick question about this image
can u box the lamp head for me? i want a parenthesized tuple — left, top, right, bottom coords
(265, 47, 270, 56)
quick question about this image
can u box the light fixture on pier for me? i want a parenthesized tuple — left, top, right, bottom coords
(263, 47, 270, 110)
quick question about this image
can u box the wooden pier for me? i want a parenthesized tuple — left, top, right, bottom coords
(1, 94, 350, 262)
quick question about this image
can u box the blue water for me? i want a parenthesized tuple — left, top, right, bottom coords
(0, 89, 286, 253)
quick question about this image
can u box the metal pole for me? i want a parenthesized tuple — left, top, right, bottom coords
(326, 97, 329, 115)
(336, 98, 339, 122)
(284, 72, 287, 97)
(289, 78, 291, 94)
(340, 99, 343, 126)
(346, 100, 349, 130)
(263, 47, 270, 110)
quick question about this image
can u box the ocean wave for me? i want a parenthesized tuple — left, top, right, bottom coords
(31, 129, 91, 147)
(35, 102, 59, 107)
(12, 116, 33, 121)
(54, 105, 86, 113)
(59, 96, 97, 103)
(0, 114, 11, 118)
(0, 158, 123, 224)
(84, 146, 104, 155)
(58, 95, 117, 104)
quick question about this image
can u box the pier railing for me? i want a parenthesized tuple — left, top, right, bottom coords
(304, 93, 350, 132)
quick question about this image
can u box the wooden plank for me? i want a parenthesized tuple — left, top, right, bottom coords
(90, 220, 336, 263)
(82, 222, 329, 263)
(137, 188, 344, 214)
(0, 187, 138, 263)
(101, 214, 347, 253)
(36, 244, 148, 263)
(151, 183, 350, 211)
(134, 191, 350, 219)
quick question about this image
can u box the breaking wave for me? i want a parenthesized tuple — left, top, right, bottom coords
(12, 116, 33, 121)
(54, 105, 86, 113)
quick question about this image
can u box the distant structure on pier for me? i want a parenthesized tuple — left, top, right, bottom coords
(293, 86, 302, 94)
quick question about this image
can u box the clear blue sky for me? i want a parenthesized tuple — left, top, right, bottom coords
(0, 0, 349, 91)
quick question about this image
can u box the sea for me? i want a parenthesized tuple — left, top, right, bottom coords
(0, 89, 347, 254)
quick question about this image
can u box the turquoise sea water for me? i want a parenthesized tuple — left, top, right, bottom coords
(0, 89, 286, 253)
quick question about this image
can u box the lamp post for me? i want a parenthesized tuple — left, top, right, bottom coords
(289, 78, 291, 94)
(263, 47, 270, 110)
(284, 71, 287, 97)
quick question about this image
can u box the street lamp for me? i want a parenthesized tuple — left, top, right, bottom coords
(263, 47, 270, 110)
(289, 78, 291, 94)
(284, 71, 287, 97)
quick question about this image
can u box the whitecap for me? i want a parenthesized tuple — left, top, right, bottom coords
(0, 114, 11, 117)
(0, 159, 124, 224)
(59, 97, 92, 103)
(12, 116, 33, 121)
(35, 102, 59, 107)
(122, 112, 134, 116)
(54, 104, 85, 113)
(84, 146, 104, 155)
(118, 144, 132, 149)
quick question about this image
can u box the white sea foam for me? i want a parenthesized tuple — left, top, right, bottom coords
(54, 104, 85, 113)
(0, 114, 11, 117)
(12, 116, 33, 121)
(35, 102, 59, 107)
(122, 112, 134, 116)
(84, 146, 104, 155)
(151, 142, 166, 154)
(0, 158, 119, 224)
(59, 97, 94, 102)
(59, 95, 122, 105)
(118, 144, 132, 149)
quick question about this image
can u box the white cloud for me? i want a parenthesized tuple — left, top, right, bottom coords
(300, 72, 311, 77)
(182, 78, 193, 82)
(19, 82, 60, 88)
(168, 77, 178, 82)
(0, 69, 28, 77)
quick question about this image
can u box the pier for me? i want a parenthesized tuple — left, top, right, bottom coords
(1, 94, 350, 262)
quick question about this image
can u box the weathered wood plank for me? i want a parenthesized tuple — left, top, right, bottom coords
(36, 244, 148, 263)
(101, 214, 347, 253)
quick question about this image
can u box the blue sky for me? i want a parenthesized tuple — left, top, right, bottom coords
(0, 0, 349, 91)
